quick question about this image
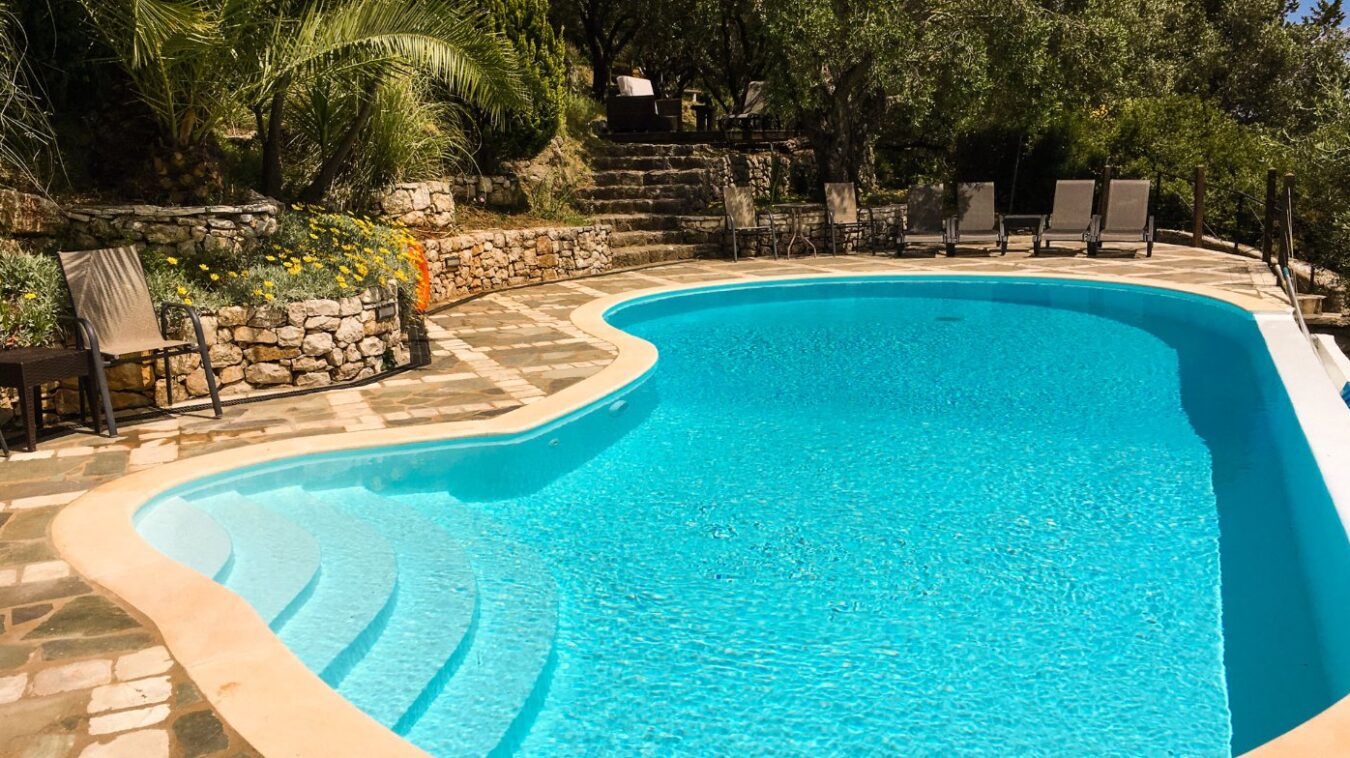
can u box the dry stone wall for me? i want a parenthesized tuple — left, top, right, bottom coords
(70, 288, 407, 411)
(420, 225, 612, 302)
(64, 201, 280, 257)
(370, 181, 457, 229)
(681, 204, 905, 256)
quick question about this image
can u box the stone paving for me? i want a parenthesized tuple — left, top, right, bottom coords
(0, 242, 1288, 756)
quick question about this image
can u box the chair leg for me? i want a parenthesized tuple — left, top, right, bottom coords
(946, 242, 957, 257)
(770, 230, 779, 260)
(197, 344, 224, 418)
(730, 231, 739, 263)
(1146, 238, 1154, 258)
(162, 350, 174, 409)
(91, 357, 118, 438)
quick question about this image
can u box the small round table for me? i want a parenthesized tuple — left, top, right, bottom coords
(776, 203, 821, 258)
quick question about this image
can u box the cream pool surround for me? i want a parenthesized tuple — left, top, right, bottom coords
(51, 271, 1350, 758)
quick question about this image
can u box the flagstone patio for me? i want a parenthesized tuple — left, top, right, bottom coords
(0, 242, 1289, 757)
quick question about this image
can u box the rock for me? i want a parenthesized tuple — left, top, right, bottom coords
(275, 325, 304, 347)
(295, 372, 331, 388)
(301, 332, 334, 356)
(172, 710, 228, 757)
(184, 369, 211, 396)
(243, 346, 297, 362)
(291, 356, 328, 373)
(218, 365, 244, 385)
(338, 296, 363, 316)
(303, 299, 341, 318)
(24, 596, 138, 639)
(248, 304, 286, 328)
(208, 344, 242, 367)
(215, 306, 248, 327)
(245, 362, 290, 385)
(334, 317, 364, 346)
(304, 315, 340, 331)
(358, 336, 385, 358)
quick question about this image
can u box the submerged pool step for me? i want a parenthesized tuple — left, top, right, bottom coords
(193, 492, 321, 627)
(135, 496, 234, 581)
(397, 493, 559, 757)
(320, 487, 479, 729)
(259, 489, 399, 676)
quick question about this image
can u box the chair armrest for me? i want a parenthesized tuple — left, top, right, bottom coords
(65, 316, 102, 357)
(159, 302, 210, 347)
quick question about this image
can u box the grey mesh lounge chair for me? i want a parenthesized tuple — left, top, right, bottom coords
(1033, 180, 1098, 256)
(59, 246, 222, 436)
(722, 81, 772, 131)
(1089, 179, 1155, 257)
(723, 185, 778, 262)
(825, 183, 873, 254)
(897, 183, 948, 257)
(948, 182, 1007, 256)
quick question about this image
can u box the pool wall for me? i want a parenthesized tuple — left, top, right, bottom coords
(51, 272, 1350, 758)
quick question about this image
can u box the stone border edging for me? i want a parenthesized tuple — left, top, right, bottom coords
(52, 271, 1329, 758)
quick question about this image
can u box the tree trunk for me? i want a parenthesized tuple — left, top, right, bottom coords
(297, 78, 380, 204)
(260, 81, 289, 200)
(591, 54, 611, 101)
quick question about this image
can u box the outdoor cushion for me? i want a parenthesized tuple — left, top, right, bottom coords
(617, 76, 654, 97)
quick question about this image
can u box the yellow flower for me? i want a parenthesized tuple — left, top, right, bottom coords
(264, 293, 275, 302)
(210, 273, 220, 281)
(182, 297, 193, 305)
(198, 263, 209, 271)
(228, 271, 239, 278)
(166, 257, 179, 265)
(177, 286, 188, 295)
(309, 233, 319, 240)
(338, 265, 351, 275)
(252, 289, 263, 296)
(22, 292, 37, 300)
(263, 280, 274, 288)
(265, 255, 276, 262)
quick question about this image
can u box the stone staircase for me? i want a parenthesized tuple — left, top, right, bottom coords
(577, 143, 725, 268)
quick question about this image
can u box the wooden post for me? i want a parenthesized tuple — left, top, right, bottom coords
(1192, 164, 1206, 247)
(1098, 165, 1113, 223)
(1262, 168, 1277, 265)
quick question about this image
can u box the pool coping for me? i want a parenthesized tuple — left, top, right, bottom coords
(49, 270, 1350, 758)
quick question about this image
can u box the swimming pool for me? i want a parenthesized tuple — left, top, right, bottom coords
(123, 277, 1350, 755)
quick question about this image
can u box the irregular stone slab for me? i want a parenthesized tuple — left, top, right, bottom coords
(32, 659, 112, 695)
(171, 710, 229, 757)
(24, 596, 137, 640)
(40, 633, 156, 662)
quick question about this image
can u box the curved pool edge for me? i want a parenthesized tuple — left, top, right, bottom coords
(48, 271, 1349, 758)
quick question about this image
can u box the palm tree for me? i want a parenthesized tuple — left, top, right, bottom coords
(80, 0, 527, 203)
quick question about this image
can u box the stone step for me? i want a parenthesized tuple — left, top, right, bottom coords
(575, 183, 702, 202)
(264, 489, 399, 678)
(194, 492, 321, 627)
(592, 142, 710, 158)
(592, 169, 707, 188)
(612, 243, 722, 268)
(590, 155, 720, 172)
(593, 213, 685, 232)
(610, 229, 692, 248)
(136, 496, 234, 581)
(321, 487, 479, 729)
(578, 197, 702, 215)
(395, 493, 558, 757)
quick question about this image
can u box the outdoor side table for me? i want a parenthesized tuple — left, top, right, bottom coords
(0, 347, 104, 454)
(778, 203, 820, 258)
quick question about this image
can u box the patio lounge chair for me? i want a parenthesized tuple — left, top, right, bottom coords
(1033, 180, 1097, 256)
(606, 76, 679, 133)
(825, 183, 873, 254)
(723, 185, 778, 262)
(897, 183, 948, 257)
(949, 182, 1007, 256)
(1088, 179, 1154, 257)
(59, 246, 222, 436)
(721, 81, 775, 132)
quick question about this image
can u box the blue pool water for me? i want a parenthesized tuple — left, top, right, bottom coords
(137, 277, 1350, 756)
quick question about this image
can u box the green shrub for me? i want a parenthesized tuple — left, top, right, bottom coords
(472, 0, 566, 167)
(0, 248, 66, 348)
(148, 209, 424, 309)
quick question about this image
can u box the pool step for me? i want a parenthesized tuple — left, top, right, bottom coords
(135, 497, 233, 581)
(321, 487, 479, 728)
(263, 489, 399, 677)
(397, 493, 559, 757)
(194, 493, 321, 627)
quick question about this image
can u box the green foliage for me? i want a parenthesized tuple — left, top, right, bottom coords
(0, 0, 57, 191)
(471, 0, 566, 167)
(0, 248, 65, 348)
(285, 73, 470, 207)
(145, 209, 423, 308)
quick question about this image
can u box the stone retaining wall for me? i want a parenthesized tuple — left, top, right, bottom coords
(370, 181, 457, 230)
(65, 201, 281, 258)
(67, 288, 407, 411)
(420, 225, 611, 302)
(707, 147, 817, 202)
(448, 175, 527, 209)
(0, 188, 66, 250)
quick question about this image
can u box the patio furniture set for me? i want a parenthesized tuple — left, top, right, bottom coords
(606, 76, 778, 136)
(0, 246, 222, 455)
(723, 178, 1155, 262)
